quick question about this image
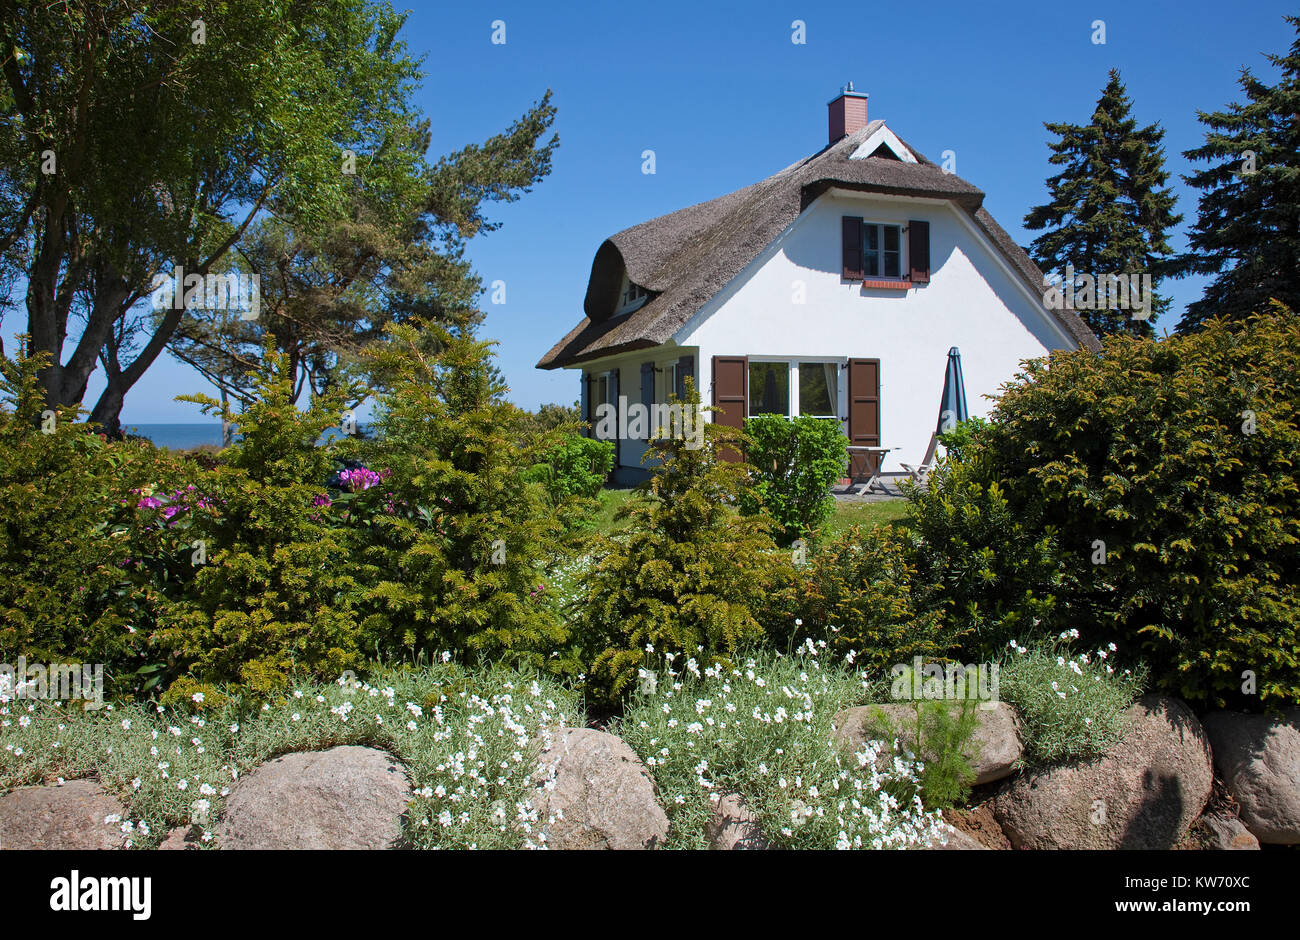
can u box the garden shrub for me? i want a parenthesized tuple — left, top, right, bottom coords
(572, 381, 793, 701)
(740, 414, 848, 545)
(523, 433, 614, 504)
(909, 310, 1300, 708)
(935, 416, 990, 463)
(999, 637, 1146, 766)
(905, 460, 1063, 660)
(0, 349, 191, 693)
(788, 524, 963, 675)
(356, 320, 570, 670)
(156, 347, 369, 693)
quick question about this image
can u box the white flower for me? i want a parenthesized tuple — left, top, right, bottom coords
(191, 692, 204, 704)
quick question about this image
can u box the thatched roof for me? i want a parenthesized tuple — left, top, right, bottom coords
(538, 122, 1100, 369)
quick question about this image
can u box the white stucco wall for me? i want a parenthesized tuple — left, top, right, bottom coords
(674, 190, 1077, 473)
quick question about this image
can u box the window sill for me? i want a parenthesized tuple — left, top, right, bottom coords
(859, 279, 912, 290)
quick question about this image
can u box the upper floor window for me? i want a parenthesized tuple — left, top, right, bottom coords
(863, 223, 902, 278)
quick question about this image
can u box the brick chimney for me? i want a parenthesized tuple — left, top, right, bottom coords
(828, 83, 869, 142)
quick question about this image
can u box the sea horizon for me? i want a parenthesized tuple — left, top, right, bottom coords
(124, 423, 372, 450)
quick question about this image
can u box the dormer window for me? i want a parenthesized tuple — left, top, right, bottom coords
(616, 277, 650, 315)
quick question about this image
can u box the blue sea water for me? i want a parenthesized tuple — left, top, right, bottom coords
(125, 423, 224, 449)
(125, 423, 373, 449)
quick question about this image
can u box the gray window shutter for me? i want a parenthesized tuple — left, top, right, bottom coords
(580, 372, 590, 433)
(641, 361, 655, 408)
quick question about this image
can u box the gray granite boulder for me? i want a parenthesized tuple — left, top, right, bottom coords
(216, 746, 411, 850)
(993, 696, 1212, 849)
(1202, 708, 1300, 845)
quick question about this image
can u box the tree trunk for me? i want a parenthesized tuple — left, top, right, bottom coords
(87, 378, 126, 438)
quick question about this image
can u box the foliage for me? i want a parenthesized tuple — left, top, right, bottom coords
(169, 92, 560, 410)
(571, 381, 792, 701)
(908, 312, 1300, 708)
(0, 663, 582, 849)
(0, 0, 432, 432)
(523, 433, 614, 505)
(788, 525, 961, 676)
(935, 416, 991, 463)
(904, 461, 1063, 660)
(1170, 15, 1300, 329)
(355, 320, 569, 670)
(740, 414, 849, 545)
(857, 693, 980, 810)
(1000, 638, 1146, 766)
(1024, 69, 1181, 336)
(0, 347, 193, 694)
(615, 646, 948, 849)
(156, 346, 368, 694)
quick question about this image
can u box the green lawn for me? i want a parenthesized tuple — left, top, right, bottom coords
(589, 487, 909, 536)
(823, 498, 910, 535)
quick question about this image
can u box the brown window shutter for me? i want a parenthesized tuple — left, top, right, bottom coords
(847, 358, 881, 478)
(711, 355, 748, 462)
(908, 220, 930, 284)
(842, 216, 864, 280)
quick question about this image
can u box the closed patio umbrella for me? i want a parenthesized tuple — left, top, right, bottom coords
(936, 346, 968, 433)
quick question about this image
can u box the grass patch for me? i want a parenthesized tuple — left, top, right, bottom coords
(823, 498, 909, 536)
(594, 487, 909, 539)
(589, 487, 638, 533)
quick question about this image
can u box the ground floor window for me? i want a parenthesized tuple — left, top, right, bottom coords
(749, 362, 790, 415)
(798, 362, 839, 416)
(748, 359, 840, 418)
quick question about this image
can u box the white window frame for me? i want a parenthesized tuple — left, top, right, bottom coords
(862, 222, 905, 280)
(615, 277, 649, 316)
(747, 357, 845, 420)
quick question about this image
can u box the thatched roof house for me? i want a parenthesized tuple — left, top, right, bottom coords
(540, 86, 1098, 484)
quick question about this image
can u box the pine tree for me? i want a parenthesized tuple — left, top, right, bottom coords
(1025, 69, 1181, 337)
(1171, 16, 1300, 331)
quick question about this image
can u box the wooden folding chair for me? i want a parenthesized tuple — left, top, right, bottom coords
(899, 432, 939, 485)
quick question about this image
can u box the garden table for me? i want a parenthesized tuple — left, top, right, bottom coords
(846, 446, 892, 495)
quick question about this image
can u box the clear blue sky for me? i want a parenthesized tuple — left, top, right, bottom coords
(64, 0, 1299, 422)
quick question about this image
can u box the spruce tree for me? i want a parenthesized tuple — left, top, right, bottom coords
(1025, 69, 1181, 337)
(1172, 15, 1300, 331)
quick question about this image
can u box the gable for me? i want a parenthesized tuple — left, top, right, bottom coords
(675, 191, 1077, 355)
